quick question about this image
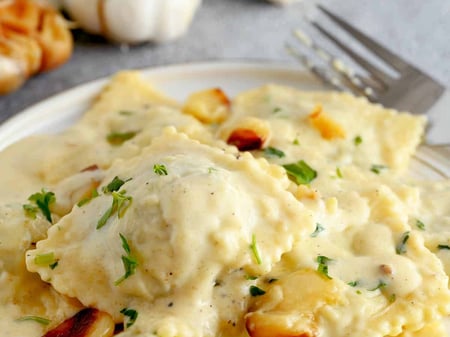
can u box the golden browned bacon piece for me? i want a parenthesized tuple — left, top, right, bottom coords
(80, 164, 100, 172)
(227, 128, 265, 151)
(43, 308, 114, 337)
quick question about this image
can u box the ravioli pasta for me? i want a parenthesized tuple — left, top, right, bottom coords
(0, 72, 449, 337)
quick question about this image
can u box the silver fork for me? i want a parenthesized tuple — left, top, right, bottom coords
(287, 5, 450, 146)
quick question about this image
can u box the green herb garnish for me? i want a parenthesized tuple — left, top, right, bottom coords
(34, 252, 57, 268)
(283, 160, 317, 185)
(16, 316, 51, 325)
(120, 308, 138, 328)
(103, 176, 130, 193)
(415, 219, 426, 231)
(336, 167, 343, 178)
(293, 138, 300, 145)
(388, 293, 396, 303)
(250, 234, 262, 265)
(370, 164, 388, 175)
(249, 285, 266, 297)
(115, 234, 138, 285)
(153, 164, 168, 176)
(354, 135, 363, 146)
(396, 231, 410, 255)
(310, 223, 325, 237)
(263, 147, 285, 158)
(49, 261, 59, 270)
(119, 110, 134, 116)
(107, 131, 137, 146)
(347, 280, 359, 287)
(369, 280, 387, 291)
(25, 189, 55, 223)
(208, 167, 218, 174)
(272, 107, 282, 114)
(245, 275, 258, 280)
(437, 244, 450, 250)
(316, 255, 332, 279)
(23, 204, 38, 219)
(97, 191, 133, 229)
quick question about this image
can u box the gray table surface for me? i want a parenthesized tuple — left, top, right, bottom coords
(0, 0, 449, 124)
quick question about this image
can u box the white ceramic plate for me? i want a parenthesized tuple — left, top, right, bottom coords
(0, 61, 448, 178)
(0, 61, 449, 333)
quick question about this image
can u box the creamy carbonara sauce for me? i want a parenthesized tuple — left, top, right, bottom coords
(0, 72, 449, 337)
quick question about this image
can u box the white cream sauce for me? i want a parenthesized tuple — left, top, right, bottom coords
(0, 73, 448, 337)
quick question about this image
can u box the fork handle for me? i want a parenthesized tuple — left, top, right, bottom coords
(426, 89, 450, 146)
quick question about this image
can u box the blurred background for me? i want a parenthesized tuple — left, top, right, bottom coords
(0, 0, 449, 123)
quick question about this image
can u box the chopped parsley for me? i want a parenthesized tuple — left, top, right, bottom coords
(437, 244, 450, 250)
(245, 275, 258, 280)
(97, 191, 133, 229)
(415, 219, 426, 231)
(272, 107, 282, 114)
(120, 308, 138, 328)
(49, 261, 59, 270)
(153, 164, 168, 176)
(103, 176, 130, 194)
(283, 160, 317, 185)
(77, 188, 99, 207)
(388, 293, 397, 303)
(316, 255, 333, 279)
(249, 285, 266, 297)
(347, 280, 359, 287)
(293, 138, 300, 145)
(34, 252, 57, 268)
(354, 135, 363, 146)
(369, 280, 387, 291)
(119, 110, 134, 116)
(115, 234, 139, 285)
(208, 167, 218, 174)
(16, 316, 51, 325)
(24, 189, 56, 223)
(23, 204, 38, 219)
(310, 223, 325, 237)
(336, 167, 343, 178)
(250, 234, 262, 265)
(107, 131, 137, 146)
(396, 231, 410, 255)
(263, 147, 285, 158)
(370, 164, 388, 175)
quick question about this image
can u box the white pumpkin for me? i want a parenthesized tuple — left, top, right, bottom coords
(61, 0, 202, 44)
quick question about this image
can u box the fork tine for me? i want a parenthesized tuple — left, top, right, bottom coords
(311, 21, 393, 85)
(317, 5, 412, 72)
(285, 43, 345, 91)
(292, 29, 380, 98)
(355, 74, 386, 92)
